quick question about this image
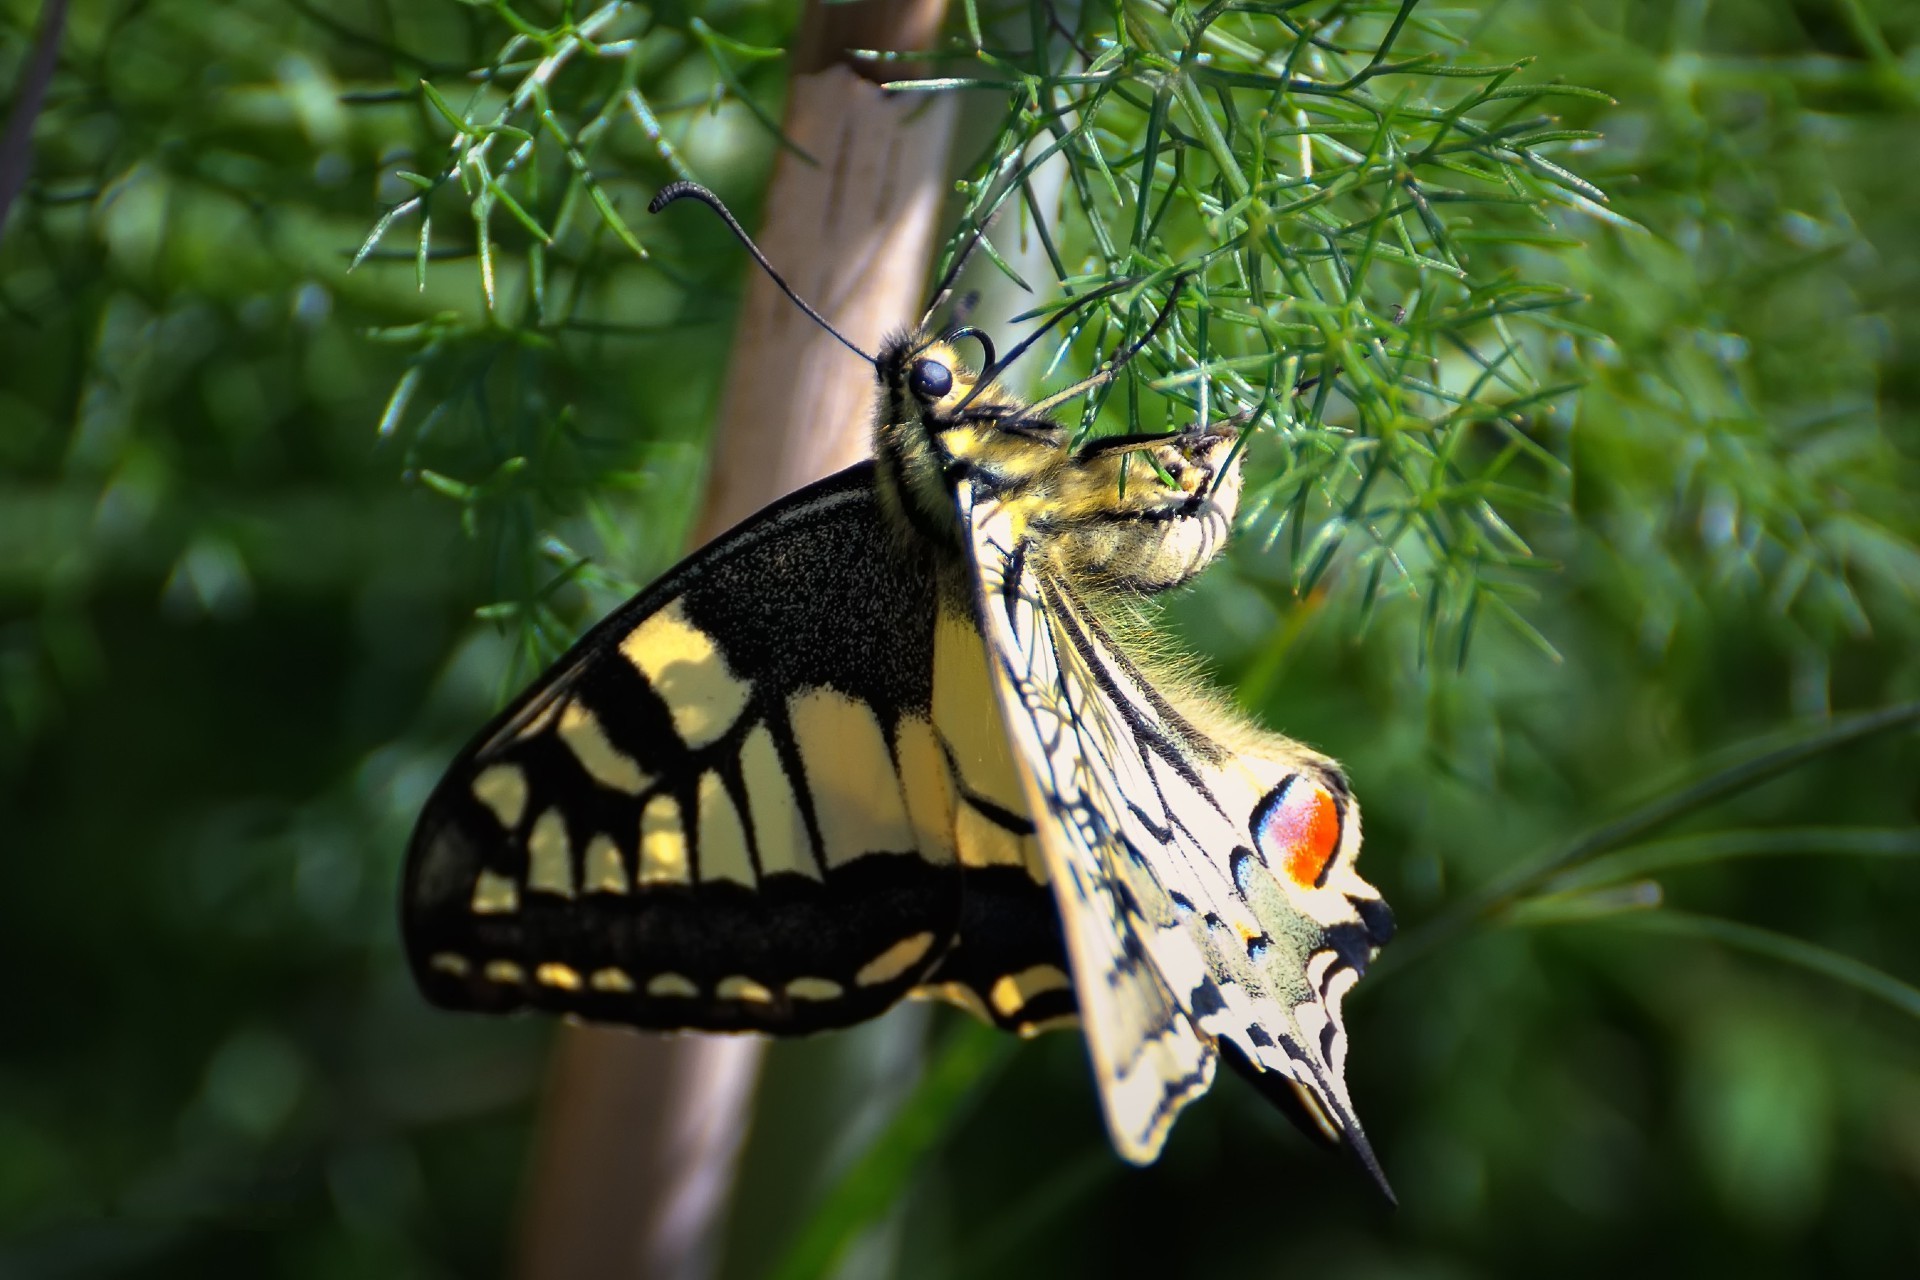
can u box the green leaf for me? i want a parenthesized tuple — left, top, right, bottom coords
(1502, 880, 1664, 927)
(766, 1020, 1015, 1280)
(419, 79, 474, 136)
(1383, 700, 1920, 977)
(1606, 911, 1920, 1023)
(1547, 828, 1920, 896)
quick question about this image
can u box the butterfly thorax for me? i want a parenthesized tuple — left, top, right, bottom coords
(871, 330, 1246, 596)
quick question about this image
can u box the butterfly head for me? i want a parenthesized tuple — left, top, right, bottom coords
(873, 327, 1070, 540)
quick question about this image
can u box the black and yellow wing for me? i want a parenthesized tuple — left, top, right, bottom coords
(405, 463, 1069, 1035)
(963, 473, 1395, 1169)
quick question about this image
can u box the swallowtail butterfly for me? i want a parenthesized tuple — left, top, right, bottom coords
(403, 182, 1394, 1183)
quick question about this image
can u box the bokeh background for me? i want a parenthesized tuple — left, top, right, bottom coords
(3, 0, 1918, 1276)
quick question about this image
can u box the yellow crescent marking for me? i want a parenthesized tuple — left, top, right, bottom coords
(508, 694, 564, 744)
(589, 967, 636, 993)
(955, 803, 1026, 873)
(429, 952, 470, 977)
(584, 833, 629, 894)
(470, 868, 519, 915)
(646, 973, 699, 998)
(790, 689, 913, 867)
(471, 764, 528, 830)
(911, 980, 992, 1024)
(716, 975, 774, 1003)
(536, 962, 583, 990)
(855, 931, 936, 987)
(739, 723, 819, 879)
(786, 977, 844, 1001)
(618, 600, 750, 750)
(638, 794, 690, 885)
(1022, 835, 1048, 884)
(1017, 1014, 1081, 1039)
(484, 960, 525, 984)
(527, 809, 575, 897)
(558, 700, 650, 795)
(989, 964, 1074, 1018)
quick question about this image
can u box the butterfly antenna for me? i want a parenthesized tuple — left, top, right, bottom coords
(920, 206, 1019, 329)
(951, 275, 1144, 414)
(946, 325, 997, 373)
(1022, 274, 1190, 418)
(649, 181, 875, 367)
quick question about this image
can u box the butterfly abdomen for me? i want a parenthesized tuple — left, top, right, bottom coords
(1036, 426, 1244, 593)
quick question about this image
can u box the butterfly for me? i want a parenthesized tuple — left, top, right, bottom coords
(402, 181, 1394, 1182)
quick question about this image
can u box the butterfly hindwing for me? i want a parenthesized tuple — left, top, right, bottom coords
(405, 465, 968, 1033)
(961, 492, 1213, 1160)
(905, 610, 1080, 1034)
(964, 475, 1393, 1168)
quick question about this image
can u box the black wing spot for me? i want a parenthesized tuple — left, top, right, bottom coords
(1246, 1023, 1273, 1048)
(1352, 895, 1396, 945)
(1318, 763, 1352, 802)
(1188, 978, 1227, 1021)
(1324, 922, 1375, 977)
(1246, 933, 1272, 963)
(1229, 846, 1259, 895)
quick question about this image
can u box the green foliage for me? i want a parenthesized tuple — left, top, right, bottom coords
(927, 0, 1601, 663)
(364, 0, 1602, 668)
(2, 0, 1918, 1277)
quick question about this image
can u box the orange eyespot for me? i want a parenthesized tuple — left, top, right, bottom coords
(1263, 783, 1341, 888)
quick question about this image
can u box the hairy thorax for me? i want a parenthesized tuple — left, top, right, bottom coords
(869, 328, 1246, 598)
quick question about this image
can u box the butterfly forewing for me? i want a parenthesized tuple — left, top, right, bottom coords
(407, 466, 970, 1032)
(405, 463, 1086, 1038)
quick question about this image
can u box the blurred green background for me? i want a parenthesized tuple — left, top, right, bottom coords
(2, 0, 1918, 1276)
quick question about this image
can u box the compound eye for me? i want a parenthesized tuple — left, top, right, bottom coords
(908, 358, 953, 401)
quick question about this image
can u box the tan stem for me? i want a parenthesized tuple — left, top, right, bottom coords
(514, 1, 955, 1275)
(694, 77, 956, 539)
